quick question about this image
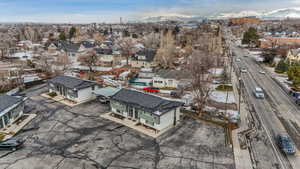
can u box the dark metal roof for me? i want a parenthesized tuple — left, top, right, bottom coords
(0, 94, 23, 113)
(111, 88, 183, 116)
(156, 69, 192, 80)
(81, 41, 95, 48)
(48, 75, 98, 90)
(95, 48, 113, 55)
(134, 49, 156, 62)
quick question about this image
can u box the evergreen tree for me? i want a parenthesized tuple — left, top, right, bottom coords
(275, 59, 288, 73)
(242, 27, 260, 46)
(59, 32, 66, 41)
(69, 27, 76, 39)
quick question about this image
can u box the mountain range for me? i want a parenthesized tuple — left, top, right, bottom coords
(140, 8, 300, 22)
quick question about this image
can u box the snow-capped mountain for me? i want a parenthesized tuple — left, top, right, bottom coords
(139, 8, 300, 23)
(140, 14, 203, 22)
(211, 8, 300, 19)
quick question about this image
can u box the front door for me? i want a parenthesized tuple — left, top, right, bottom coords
(135, 109, 139, 119)
(128, 107, 133, 118)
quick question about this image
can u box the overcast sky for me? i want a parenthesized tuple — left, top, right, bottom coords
(0, 0, 299, 23)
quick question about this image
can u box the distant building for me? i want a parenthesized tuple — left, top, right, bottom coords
(259, 37, 300, 48)
(110, 88, 183, 132)
(229, 17, 261, 25)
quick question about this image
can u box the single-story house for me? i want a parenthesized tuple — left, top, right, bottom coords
(153, 69, 192, 89)
(47, 75, 100, 103)
(0, 94, 26, 129)
(131, 49, 157, 68)
(110, 88, 183, 132)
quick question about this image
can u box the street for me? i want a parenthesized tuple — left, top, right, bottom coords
(232, 44, 300, 169)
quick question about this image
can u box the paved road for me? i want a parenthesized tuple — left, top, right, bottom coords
(232, 45, 300, 169)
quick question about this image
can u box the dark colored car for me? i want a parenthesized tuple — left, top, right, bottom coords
(296, 98, 300, 106)
(277, 135, 296, 155)
(0, 139, 24, 151)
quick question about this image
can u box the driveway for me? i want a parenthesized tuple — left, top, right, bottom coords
(0, 85, 234, 169)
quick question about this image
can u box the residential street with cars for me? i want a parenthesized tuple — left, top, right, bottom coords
(231, 41, 300, 169)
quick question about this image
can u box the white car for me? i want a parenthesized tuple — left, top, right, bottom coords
(241, 68, 247, 73)
(254, 87, 264, 99)
(259, 70, 265, 74)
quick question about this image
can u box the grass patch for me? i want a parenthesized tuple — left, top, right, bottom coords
(47, 92, 57, 97)
(0, 133, 6, 141)
(160, 87, 177, 90)
(216, 85, 233, 91)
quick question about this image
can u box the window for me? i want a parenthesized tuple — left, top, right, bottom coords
(92, 86, 95, 90)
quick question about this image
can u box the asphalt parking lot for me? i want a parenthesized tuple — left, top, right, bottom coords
(0, 85, 235, 169)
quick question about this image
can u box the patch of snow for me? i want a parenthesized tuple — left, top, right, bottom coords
(209, 68, 224, 76)
(210, 91, 236, 104)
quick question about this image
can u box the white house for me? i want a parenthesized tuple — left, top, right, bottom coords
(110, 88, 183, 132)
(286, 48, 300, 62)
(0, 94, 26, 129)
(47, 75, 100, 103)
(11, 52, 33, 61)
(153, 69, 191, 89)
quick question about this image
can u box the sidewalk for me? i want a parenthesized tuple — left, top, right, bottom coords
(231, 71, 253, 169)
(41, 93, 82, 107)
(101, 112, 172, 138)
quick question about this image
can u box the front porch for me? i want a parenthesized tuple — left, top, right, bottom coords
(101, 112, 167, 138)
(41, 93, 81, 107)
(0, 114, 37, 141)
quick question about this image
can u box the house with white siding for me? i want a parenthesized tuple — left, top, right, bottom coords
(110, 88, 183, 132)
(47, 75, 100, 103)
(0, 94, 26, 130)
(153, 69, 192, 89)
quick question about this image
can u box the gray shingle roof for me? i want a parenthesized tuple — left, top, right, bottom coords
(48, 75, 98, 90)
(45, 40, 80, 53)
(0, 94, 22, 113)
(111, 88, 183, 116)
(156, 69, 192, 80)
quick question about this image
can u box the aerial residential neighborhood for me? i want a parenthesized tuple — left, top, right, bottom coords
(0, 1, 300, 169)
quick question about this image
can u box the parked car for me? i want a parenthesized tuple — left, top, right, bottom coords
(254, 87, 264, 99)
(296, 98, 300, 105)
(277, 135, 296, 155)
(241, 68, 247, 73)
(143, 87, 160, 93)
(98, 96, 109, 104)
(0, 139, 24, 151)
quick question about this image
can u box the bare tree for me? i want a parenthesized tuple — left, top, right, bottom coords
(78, 50, 98, 80)
(38, 54, 53, 77)
(155, 29, 177, 68)
(57, 53, 71, 72)
(119, 37, 136, 66)
(188, 50, 215, 115)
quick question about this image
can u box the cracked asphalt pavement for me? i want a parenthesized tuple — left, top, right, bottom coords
(0, 85, 234, 169)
